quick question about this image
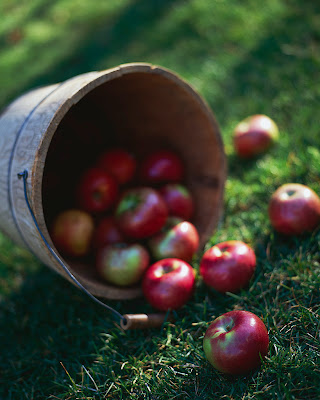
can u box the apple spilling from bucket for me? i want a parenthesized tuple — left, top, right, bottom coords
(50, 113, 320, 376)
(51, 148, 198, 310)
(232, 115, 320, 233)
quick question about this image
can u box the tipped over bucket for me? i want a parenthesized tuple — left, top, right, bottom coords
(0, 63, 226, 300)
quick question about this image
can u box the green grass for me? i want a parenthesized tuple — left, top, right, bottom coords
(1, 0, 320, 398)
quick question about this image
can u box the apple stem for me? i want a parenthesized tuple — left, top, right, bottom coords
(225, 321, 234, 332)
(218, 244, 231, 253)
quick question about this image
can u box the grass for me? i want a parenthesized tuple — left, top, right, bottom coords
(1, 0, 320, 398)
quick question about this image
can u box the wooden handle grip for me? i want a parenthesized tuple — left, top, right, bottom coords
(120, 313, 174, 330)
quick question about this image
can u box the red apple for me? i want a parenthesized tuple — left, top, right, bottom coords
(203, 310, 269, 375)
(199, 241, 256, 293)
(97, 148, 136, 185)
(159, 183, 194, 220)
(142, 258, 195, 310)
(96, 243, 150, 287)
(148, 217, 199, 262)
(51, 209, 94, 257)
(115, 187, 168, 239)
(138, 149, 184, 185)
(92, 216, 124, 251)
(268, 183, 320, 235)
(233, 114, 279, 158)
(76, 167, 118, 213)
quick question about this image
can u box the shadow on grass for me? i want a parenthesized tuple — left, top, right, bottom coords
(0, 0, 320, 397)
(1, 0, 189, 109)
(211, 0, 320, 129)
(216, 1, 320, 184)
(0, 255, 153, 397)
(3, 0, 187, 107)
(4, 0, 319, 125)
(226, 152, 267, 180)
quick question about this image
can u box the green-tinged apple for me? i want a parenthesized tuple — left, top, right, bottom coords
(51, 209, 94, 257)
(115, 187, 168, 239)
(234, 114, 279, 158)
(148, 217, 199, 262)
(268, 183, 320, 235)
(203, 310, 269, 375)
(96, 243, 150, 287)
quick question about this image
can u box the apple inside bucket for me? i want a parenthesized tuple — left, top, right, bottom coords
(36, 65, 226, 300)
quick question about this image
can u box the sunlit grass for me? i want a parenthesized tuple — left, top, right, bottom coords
(0, 0, 320, 399)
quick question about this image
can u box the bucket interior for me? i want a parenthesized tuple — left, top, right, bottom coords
(42, 70, 225, 294)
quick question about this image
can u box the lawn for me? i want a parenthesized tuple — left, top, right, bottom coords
(0, 0, 320, 399)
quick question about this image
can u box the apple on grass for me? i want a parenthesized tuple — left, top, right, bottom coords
(148, 217, 199, 262)
(233, 114, 279, 158)
(142, 258, 195, 311)
(115, 187, 168, 239)
(159, 183, 194, 220)
(96, 243, 150, 287)
(76, 167, 118, 213)
(268, 183, 320, 235)
(199, 240, 256, 293)
(203, 310, 269, 375)
(51, 209, 94, 258)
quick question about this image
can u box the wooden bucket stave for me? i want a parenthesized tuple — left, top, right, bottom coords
(0, 63, 227, 301)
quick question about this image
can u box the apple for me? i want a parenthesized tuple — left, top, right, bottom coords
(268, 183, 320, 235)
(233, 114, 279, 158)
(51, 209, 94, 257)
(148, 217, 199, 262)
(97, 148, 136, 185)
(115, 187, 168, 239)
(96, 243, 150, 287)
(92, 216, 125, 251)
(203, 310, 269, 375)
(76, 167, 118, 213)
(142, 258, 195, 310)
(138, 149, 184, 185)
(199, 240, 256, 293)
(159, 183, 194, 220)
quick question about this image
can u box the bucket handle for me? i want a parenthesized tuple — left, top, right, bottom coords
(17, 170, 174, 330)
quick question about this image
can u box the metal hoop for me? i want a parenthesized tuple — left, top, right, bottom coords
(17, 169, 125, 323)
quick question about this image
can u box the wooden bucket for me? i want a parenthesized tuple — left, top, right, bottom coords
(0, 63, 226, 300)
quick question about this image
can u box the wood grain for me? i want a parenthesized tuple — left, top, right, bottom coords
(0, 63, 227, 300)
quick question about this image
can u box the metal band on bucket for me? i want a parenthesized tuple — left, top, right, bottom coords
(18, 169, 173, 330)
